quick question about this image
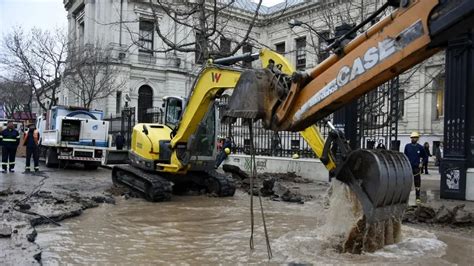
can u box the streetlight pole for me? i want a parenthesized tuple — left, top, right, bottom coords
(288, 19, 330, 43)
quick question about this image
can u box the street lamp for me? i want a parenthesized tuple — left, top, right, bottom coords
(288, 19, 330, 44)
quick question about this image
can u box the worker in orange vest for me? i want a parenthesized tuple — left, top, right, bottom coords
(24, 124, 40, 172)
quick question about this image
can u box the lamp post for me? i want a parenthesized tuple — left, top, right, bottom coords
(288, 19, 330, 43)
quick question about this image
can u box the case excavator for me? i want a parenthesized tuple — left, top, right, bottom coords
(222, 0, 474, 250)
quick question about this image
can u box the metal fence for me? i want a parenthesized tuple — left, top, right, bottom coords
(216, 97, 332, 158)
(104, 107, 136, 148)
(218, 118, 334, 158)
(357, 77, 401, 151)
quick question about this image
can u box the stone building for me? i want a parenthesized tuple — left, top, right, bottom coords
(62, 0, 445, 151)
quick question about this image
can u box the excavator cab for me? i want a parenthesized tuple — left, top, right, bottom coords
(163, 96, 184, 130)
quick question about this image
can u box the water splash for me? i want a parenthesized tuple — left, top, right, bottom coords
(322, 180, 403, 253)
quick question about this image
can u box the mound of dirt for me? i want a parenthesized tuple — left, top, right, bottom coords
(404, 204, 474, 225)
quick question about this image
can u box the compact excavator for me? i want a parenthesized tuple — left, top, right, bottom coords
(111, 50, 294, 201)
(223, 0, 474, 237)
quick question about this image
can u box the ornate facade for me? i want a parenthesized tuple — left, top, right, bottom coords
(62, 0, 445, 150)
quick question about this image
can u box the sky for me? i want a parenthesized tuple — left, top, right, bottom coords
(260, 0, 285, 5)
(0, 0, 284, 38)
(0, 0, 68, 38)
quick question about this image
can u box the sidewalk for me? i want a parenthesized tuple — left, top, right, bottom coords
(408, 167, 474, 212)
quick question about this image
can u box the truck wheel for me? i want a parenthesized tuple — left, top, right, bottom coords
(45, 148, 59, 168)
(84, 162, 99, 170)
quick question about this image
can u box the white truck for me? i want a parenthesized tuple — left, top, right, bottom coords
(37, 106, 110, 169)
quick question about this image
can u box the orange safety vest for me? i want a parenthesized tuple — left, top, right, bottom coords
(23, 129, 39, 145)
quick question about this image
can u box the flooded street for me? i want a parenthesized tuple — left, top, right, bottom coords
(36, 190, 473, 265)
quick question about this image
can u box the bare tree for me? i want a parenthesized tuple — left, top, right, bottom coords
(306, 0, 388, 61)
(0, 27, 67, 112)
(64, 44, 126, 109)
(0, 77, 33, 119)
(124, 0, 265, 61)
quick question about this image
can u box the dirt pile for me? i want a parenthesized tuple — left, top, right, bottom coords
(0, 187, 115, 264)
(222, 164, 316, 203)
(404, 204, 474, 225)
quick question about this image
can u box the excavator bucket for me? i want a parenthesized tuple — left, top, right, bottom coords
(335, 149, 413, 224)
(224, 69, 280, 125)
(330, 149, 413, 253)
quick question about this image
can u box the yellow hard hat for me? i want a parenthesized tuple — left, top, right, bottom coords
(224, 147, 231, 155)
(410, 131, 420, 138)
(292, 153, 300, 159)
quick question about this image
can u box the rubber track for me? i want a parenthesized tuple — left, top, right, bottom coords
(112, 165, 173, 202)
(204, 170, 236, 197)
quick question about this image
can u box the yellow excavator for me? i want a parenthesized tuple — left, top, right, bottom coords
(111, 48, 334, 202)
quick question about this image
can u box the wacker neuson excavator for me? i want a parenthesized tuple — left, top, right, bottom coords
(112, 0, 474, 251)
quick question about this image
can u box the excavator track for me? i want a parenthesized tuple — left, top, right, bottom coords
(201, 170, 236, 197)
(112, 165, 173, 202)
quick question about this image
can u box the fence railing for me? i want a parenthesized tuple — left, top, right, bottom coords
(216, 97, 332, 158)
(218, 119, 328, 158)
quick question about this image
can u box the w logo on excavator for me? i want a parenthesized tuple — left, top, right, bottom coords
(211, 72, 222, 83)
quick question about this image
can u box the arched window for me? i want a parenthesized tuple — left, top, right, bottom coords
(137, 85, 153, 123)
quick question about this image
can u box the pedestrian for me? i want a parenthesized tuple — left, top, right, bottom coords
(216, 136, 224, 151)
(23, 124, 40, 172)
(376, 139, 386, 149)
(0, 121, 20, 173)
(215, 137, 232, 168)
(115, 132, 125, 150)
(422, 142, 432, 174)
(404, 131, 427, 204)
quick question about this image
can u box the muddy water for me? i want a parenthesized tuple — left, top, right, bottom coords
(36, 191, 471, 265)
